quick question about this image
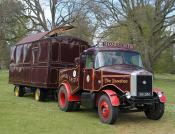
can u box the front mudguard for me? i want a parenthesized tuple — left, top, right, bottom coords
(59, 81, 80, 102)
(153, 88, 167, 103)
(100, 90, 120, 106)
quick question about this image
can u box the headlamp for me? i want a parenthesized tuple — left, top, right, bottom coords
(125, 92, 131, 99)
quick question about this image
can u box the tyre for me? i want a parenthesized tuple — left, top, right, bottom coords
(72, 102, 80, 111)
(98, 94, 118, 124)
(58, 86, 73, 111)
(144, 102, 165, 120)
(35, 88, 46, 101)
(53, 90, 58, 101)
(14, 86, 24, 97)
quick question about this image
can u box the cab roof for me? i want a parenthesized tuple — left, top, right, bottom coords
(85, 46, 139, 53)
(84, 42, 138, 53)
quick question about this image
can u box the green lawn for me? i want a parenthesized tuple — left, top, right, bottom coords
(0, 70, 175, 134)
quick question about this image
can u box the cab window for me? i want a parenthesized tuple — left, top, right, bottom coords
(85, 54, 94, 69)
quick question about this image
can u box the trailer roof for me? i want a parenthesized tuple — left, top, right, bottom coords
(16, 31, 49, 45)
(15, 26, 89, 46)
(16, 26, 74, 45)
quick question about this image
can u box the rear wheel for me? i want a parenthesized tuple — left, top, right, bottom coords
(58, 86, 73, 111)
(35, 88, 46, 101)
(98, 94, 118, 124)
(14, 86, 24, 97)
(144, 102, 165, 120)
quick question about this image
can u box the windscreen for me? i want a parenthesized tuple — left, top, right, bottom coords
(95, 50, 143, 69)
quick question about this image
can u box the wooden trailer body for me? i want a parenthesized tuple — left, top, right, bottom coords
(9, 34, 89, 90)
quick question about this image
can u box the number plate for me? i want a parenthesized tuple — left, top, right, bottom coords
(138, 92, 152, 96)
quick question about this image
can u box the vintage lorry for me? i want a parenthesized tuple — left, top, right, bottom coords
(9, 30, 166, 124)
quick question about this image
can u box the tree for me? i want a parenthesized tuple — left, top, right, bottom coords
(0, 0, 28, 68)
(96, 0, 175, 72)
(63, 12, 95, 43)
(21, 0, 89, 31)
(153, 46, 175, 74)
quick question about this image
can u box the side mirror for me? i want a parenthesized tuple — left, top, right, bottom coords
(81, 54, 86, 63)
(74, 57, 80, 65)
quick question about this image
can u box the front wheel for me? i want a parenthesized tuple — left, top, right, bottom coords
(98, 94, 119, 124)
(144, 102, 165, 120)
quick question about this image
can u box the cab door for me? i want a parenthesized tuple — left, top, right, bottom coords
(83, 53, 94, 91)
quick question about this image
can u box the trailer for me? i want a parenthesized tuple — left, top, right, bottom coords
(9, 30, 89, 101)
(9, 31, 166, 124)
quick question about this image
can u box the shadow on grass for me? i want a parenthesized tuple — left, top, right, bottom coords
(117, 112, 146, 123)
(17, 94, 156, 124)
(70, 107, 148, 123)
(23, 93, 57, 103)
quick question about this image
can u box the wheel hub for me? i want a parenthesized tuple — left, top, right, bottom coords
(100, 101, 109, 119)
(35, 89, 40, 101)
(15, 87, 19, 97)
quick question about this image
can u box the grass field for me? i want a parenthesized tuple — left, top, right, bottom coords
(0, 70, 175, 134)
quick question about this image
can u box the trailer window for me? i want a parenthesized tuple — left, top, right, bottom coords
(16, 45, 23, 64)
(23, 44, 31, 63)
(32, 47, 39, 64)
(10, 46, 16, 64)
(51, 43, 59, 62)
(39, 41, 48, 62)
(61, 44, 79, 63)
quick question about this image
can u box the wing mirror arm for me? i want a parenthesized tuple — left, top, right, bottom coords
(74, 57, 80, 66)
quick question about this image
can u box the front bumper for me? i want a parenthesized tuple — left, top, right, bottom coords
(127, 96, 160, 105)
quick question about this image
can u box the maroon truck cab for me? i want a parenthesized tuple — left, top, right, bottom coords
(58, 42, 166, 124)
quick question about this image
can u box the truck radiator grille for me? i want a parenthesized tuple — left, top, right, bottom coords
(137, 75, 152, 97)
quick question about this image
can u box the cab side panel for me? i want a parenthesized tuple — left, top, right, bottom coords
(59, 66, 80, 94)
(94, 70, 102, 91)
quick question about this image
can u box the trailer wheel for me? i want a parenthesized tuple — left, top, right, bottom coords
(58, 86, 73, 111)
(98, 94, 118, 124)
(35, 88, 45, 101)
(144, 102, 165, 120)
(14, 86, 24, 97)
